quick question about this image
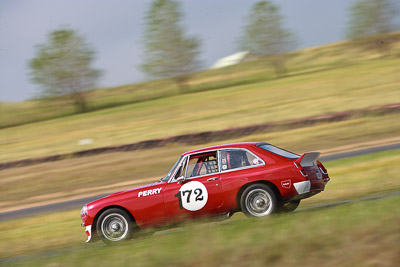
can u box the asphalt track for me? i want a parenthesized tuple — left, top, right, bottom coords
(1, 143, 399, 222)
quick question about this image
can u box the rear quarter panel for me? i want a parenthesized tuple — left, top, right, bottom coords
(220, 163, 297, 211)
(219, 145, 308, 211)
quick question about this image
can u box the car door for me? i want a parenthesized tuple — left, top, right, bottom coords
(163, 151, 223, 221)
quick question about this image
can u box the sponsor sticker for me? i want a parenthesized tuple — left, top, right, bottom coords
(281, 179, 292, 189)
(138, 187, 162, 197)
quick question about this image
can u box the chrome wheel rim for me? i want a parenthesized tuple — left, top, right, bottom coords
(101, 213, 129, 241)
(245, 189, 273, 217)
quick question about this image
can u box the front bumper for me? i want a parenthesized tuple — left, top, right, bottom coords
(83, 225, 92, 243)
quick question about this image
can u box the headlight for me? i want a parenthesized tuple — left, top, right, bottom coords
(80, 204, 87, 218)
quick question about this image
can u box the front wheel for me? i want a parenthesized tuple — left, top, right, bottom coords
(240, 184, 277, 217)
(96, 208, 134, 243)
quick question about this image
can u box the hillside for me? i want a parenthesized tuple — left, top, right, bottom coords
(2, 32, 400, 129)
(1, 34, 400, 163)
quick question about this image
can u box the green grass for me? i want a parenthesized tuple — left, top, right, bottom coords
(3, 195, 399, 266)
(0, 209, 82, 261)
(1, 150, 399, 260)
(1, 56, 400, 162)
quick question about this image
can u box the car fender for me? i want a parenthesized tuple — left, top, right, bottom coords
(91, 204, 136, 234)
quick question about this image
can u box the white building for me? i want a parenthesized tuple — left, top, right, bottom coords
(210, 51, 251, 69)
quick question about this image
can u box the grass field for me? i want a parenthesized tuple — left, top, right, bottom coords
(1, 114, 399, 212)
(1, 55, 399, 162)
(2, 195, 399, 266)
(1, 150, 399, 261)
(40, 196, 400, 266)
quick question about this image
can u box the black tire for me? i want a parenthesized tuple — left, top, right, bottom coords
(277, 199, 300, 213)
(240, 184, 277, 217)
(96, 208, 134, 243)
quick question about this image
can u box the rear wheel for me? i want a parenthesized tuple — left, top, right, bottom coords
(96, 208, 134, 243)
(278, 199, 300, 213)
(240, 184, 277, 217)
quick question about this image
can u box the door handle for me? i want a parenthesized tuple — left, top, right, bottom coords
(207, 177, 219, 181)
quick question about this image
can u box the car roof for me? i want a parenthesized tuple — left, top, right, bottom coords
(182, 142, 270, 156)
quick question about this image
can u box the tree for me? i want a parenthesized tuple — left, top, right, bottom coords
(29, 28, 101, 112)
(141, 0, 201, 92)
(240, 1, 296, 76)
(346, 0, 398, 54)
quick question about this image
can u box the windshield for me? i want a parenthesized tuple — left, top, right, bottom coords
(160, 155, 183, 182)
(258, 144, 299, 159)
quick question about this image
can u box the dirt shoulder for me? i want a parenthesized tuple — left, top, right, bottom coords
(0, 177, 155, 214)
(2, 103, 399, 171)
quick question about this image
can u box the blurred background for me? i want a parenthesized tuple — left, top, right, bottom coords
(0, 0, 399, 265)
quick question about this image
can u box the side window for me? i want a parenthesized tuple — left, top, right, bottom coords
(220, 149, 263, 171)
(187, 152, 218, 178)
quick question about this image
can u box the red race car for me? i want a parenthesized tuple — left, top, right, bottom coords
(80, 142, 330, 243)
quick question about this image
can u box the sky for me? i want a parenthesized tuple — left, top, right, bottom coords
(0, 0, 390, 102)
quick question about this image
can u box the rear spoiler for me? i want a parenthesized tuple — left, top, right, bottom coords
(295, 152, 321, 167)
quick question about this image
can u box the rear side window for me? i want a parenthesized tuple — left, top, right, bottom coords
(258, 144, 299, 159)
(220, 149, 263, 171)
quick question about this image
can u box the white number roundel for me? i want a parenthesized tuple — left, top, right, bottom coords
(179, 181, 208, 211)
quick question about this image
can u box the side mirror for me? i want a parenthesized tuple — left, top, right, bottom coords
(177, 176, 186, 183)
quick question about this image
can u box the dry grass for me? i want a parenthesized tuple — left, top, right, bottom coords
(1, 113, 399, 211)
(1, 56, 399, 162)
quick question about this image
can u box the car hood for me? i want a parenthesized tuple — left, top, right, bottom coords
(86, 180, 165, 209)
(106, 181, 162, 197)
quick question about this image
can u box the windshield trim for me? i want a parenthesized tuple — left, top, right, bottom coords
(161, 155, 183, 182)
(168, 150, 218, 183)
